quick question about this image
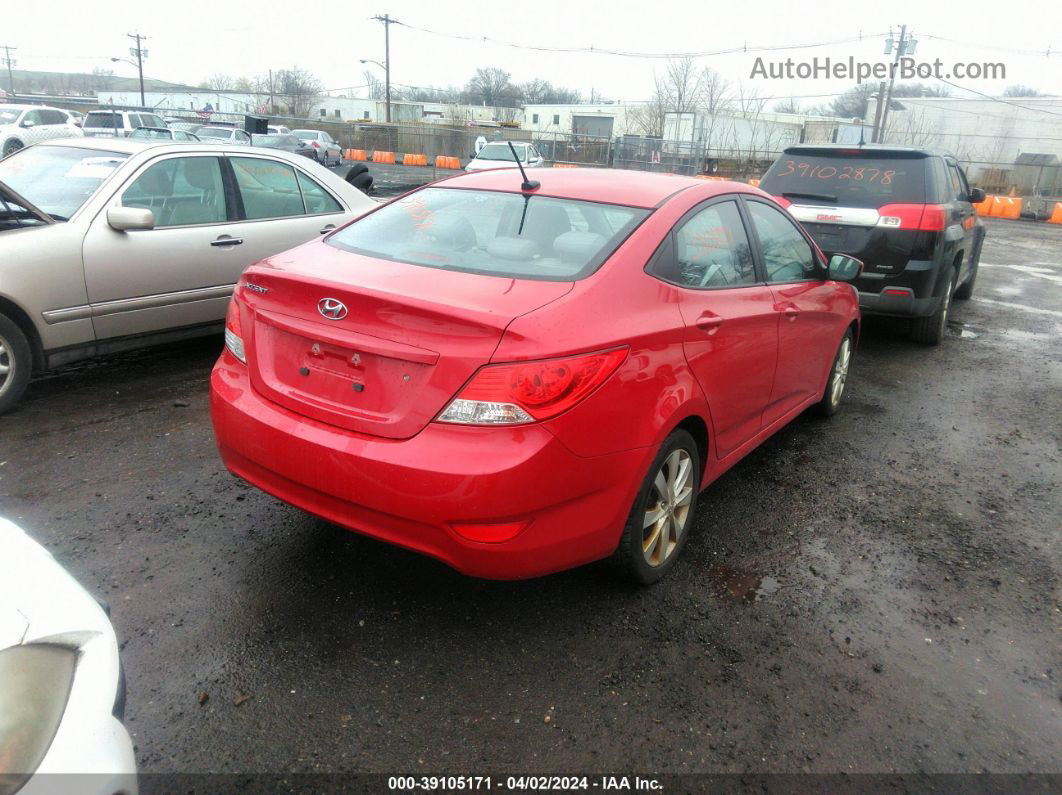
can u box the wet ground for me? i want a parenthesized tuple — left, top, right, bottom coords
(1, 218, 1059, 777)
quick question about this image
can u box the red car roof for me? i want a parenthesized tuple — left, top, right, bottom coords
(437, 168, 759, 209)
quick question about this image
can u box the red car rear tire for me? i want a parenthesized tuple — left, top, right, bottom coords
(613, 428, 701, 585)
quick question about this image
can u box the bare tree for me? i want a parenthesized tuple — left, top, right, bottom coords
(273, 67, 324, 117)
(626, 59, 726, 138)
(87, 68, 114, 95)
(658, 57, 705, 114)
(203, 73, 234, 90)
(464, 67, 517, 107)
(1003, 84, 1042, 97)
(363, 69, 385, 100)
(772, 97, 802, 114)
(626, 98, 668, 138)
(891, 83, 951, 99)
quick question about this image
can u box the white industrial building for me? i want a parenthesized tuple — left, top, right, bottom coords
(523, 103, 647, 139)
(101, 90, 518, 126)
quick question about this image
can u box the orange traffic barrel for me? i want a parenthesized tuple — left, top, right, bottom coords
(372, 150, 395, 164)
(973, 194, 993, 216)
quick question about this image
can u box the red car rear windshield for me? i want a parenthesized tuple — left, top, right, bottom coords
(328, 187, 650, 281)
(761, 152, 926, 207)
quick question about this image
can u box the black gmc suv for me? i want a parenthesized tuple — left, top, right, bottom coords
(760, 145, 986, 345)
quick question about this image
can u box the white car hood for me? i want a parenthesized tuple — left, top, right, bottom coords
(0, 517, 112, 650)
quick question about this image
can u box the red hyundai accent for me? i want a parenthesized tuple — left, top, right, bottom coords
(210, 168, 861, 583)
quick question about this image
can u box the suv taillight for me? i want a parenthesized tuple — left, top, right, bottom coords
(224, 296, 245, 363)
(437, 348, 628, 426)
(877, 204, 947, 232)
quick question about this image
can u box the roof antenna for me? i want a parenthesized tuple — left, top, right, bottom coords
(507, 141, 540, 192)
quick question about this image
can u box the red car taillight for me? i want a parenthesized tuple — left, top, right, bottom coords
(224, 296, 245, 363)
(437, 348, 628, 426)
(310, 140, 321, 148)
(773, 196, 792, 209)
(877, 204, 947, 231)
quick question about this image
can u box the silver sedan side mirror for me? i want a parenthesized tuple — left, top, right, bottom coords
(107, 206, 156, 231)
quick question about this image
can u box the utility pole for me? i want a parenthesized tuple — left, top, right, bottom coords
(371, 14, 397, 123)
(268, 69, 274, 113)
(870, 80, 886, 144)
(876, 25, 915, 144)
(1, 46, 15, 97)
(127, 32, 148, 108)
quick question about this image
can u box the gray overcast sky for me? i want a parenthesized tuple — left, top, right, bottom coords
(9, 0, 1061, 103)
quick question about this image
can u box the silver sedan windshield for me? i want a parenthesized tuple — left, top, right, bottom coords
(0, 146, 127, 220)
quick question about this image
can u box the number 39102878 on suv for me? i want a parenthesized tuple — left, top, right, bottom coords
(210, 168, 861, 582)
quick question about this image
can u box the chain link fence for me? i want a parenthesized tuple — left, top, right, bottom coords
(27, 97, 1062, 203)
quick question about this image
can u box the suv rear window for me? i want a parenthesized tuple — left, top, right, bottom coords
(328, 187, 649, 281)
(85, 112, 124, 129)
(761, 151, 926, 208)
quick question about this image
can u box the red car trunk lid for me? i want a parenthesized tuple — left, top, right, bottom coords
(239, 243, 573, 439)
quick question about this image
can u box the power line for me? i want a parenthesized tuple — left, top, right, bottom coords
(918, 34, 1055, 57)
(392, 21, 884, 59)
(900, 99, 1062, 125)
(933, 77, 1062, 117)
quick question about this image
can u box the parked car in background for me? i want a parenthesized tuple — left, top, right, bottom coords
(268, 124, 292, 135)
(211, 170, 861, 583)
(196, 126, 253, 145)
(1, 104, 83, 157)
(0, 138, 376, 414)
(464, 141, 544, 172)
(68, 110, 85, 128)
(252, 133, 315, 159)
(130, 126, 200, 142)
(81, 110, 168, 138)
(760, 144, 986, 345)
(163, 120, 204, 135)
(0, 516, 137, 794)
(291, 129, 343, 166)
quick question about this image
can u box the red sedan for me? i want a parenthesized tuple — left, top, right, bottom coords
(210, 168, 861, 583)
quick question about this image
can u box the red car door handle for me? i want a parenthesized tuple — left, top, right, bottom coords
(777, 305, 801, 321)
(696, 313, 724, 334)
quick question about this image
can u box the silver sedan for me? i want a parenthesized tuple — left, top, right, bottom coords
(0, 137, 376, 414)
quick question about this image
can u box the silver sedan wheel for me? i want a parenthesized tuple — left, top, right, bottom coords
(642, 449, 694, 567)
(829, 337, 852, 407)
(0, 335, 12, 397)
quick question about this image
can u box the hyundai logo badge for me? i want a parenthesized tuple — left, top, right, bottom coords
(318, 298, 348, 320)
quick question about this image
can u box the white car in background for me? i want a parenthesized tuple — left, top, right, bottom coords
(0, 517, 137, 794)
(291, 129, 343, 166)
(267, 124, 291, 135)
(81, 110, 169, 139)
(463, 141, 544, 172)
(1, 105, 83, 158)
(196, 126, 253, 145)
(0, 137, 376, 413)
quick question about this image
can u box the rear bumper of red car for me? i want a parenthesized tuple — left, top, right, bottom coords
(210, 354, 649, 579)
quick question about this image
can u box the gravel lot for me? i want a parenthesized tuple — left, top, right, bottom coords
(1, 217, 1059, 778)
